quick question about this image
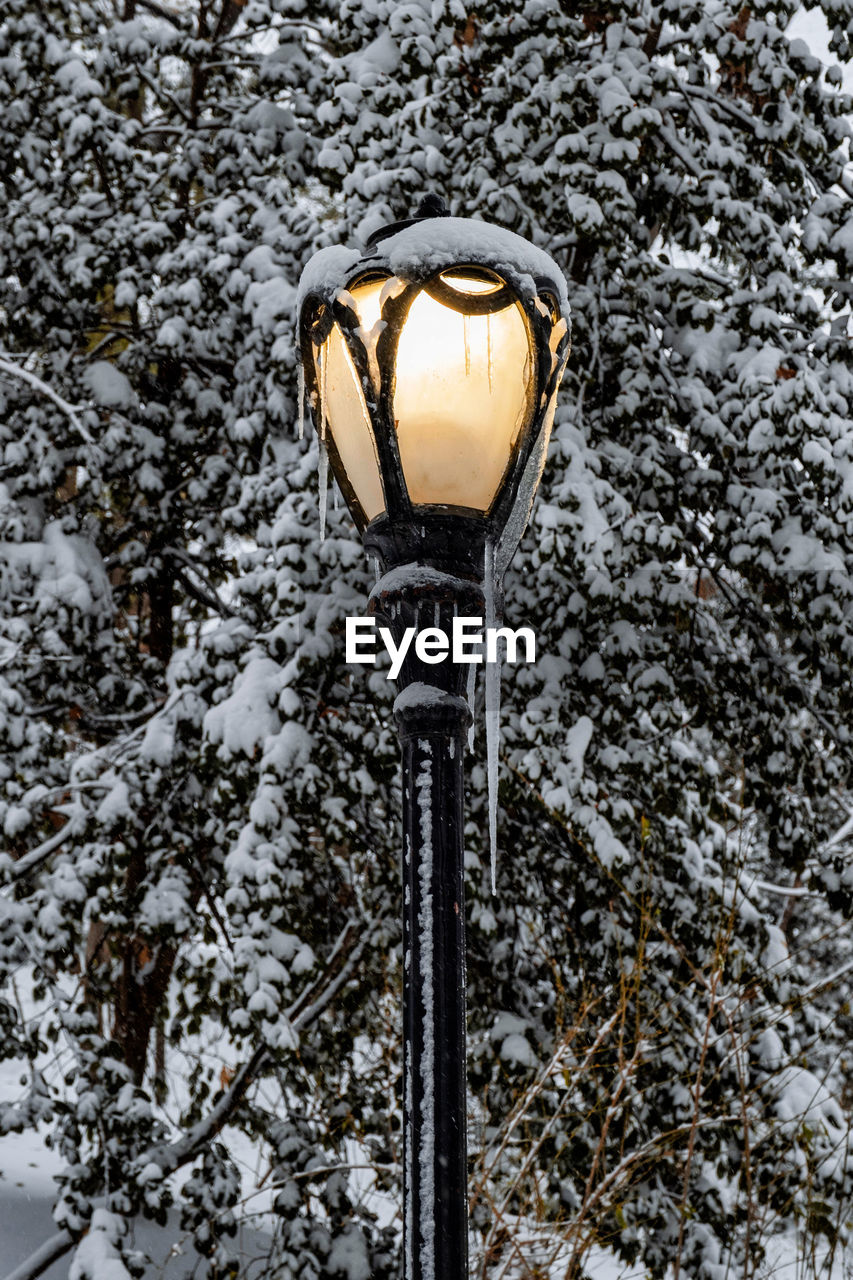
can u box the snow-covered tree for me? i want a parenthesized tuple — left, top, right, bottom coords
(1, 0, 852, 1276)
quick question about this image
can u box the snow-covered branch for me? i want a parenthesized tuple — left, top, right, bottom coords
(659, 120, 706, 180)
(750, 880, 815, 898)
(134, 920, 365, 1177)
(796, 957, 853, 1005)
(0, 357, 95, 446)
(3, 1230, 78, 1280)
(5, 821, 77, 884)
(0, 923, 367, 1280)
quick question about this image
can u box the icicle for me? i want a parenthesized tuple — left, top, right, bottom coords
(433, 601, 441, 629)
(373, 556, 381, 585)
(463, 313, 471, 377)
(466, 661, 476, 752)
(296, 362, 305, 440)
(318, 439, 329, 541)
(484, 538, 500, 895)
(318, 343, 328, 440)
(487, 312, 492, 393)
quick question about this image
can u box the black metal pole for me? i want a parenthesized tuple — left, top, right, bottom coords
(397, 694, 469, 1280)
(369, 566, 484, 1280)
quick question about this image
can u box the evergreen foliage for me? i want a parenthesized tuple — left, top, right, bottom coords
(1, 0, 852, 1275)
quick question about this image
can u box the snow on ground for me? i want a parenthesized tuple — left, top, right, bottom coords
(0, 1183, 271, 1280)
(0, 1096, 271, 1280)
(8, 989, 837, 1280)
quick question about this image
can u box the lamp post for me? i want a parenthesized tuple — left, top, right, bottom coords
(298, 197, 569, 1280)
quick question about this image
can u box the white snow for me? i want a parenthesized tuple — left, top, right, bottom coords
(379, 218, 569, 312)
(786, 8, 853, 94)
(83, 361, 135, 408)
(203, 655, 282, 758)
(139, 714, 175, 767)
(0, 523, 112, 619)
(756, 1027, 785, 1071)
(499, 1033, 536, 1067)
(484, 539, 500, 895)
(94, 777, 132, 825)
(491, 1014, 536, 1067)
(139, 874, 193, 931)
(297, 244, 361, 314)
(567, 192, 606, 231)
(343, 29, 401, 80)
(393, 682, 466, 715)
(564, 716, 593, 779)
(245, 276, 296, 337)
(68, 1209, 133, 1280)
(291, 942, 315, 974)
(54, 57, 103, 99)
(415, 743, 436, 1280)
(326, 1226, 371, 1280)
(370, 563, 471, 600)
(772, 1065, 845, 1133)
(297, 220, 569, 361)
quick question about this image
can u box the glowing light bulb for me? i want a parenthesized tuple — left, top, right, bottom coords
(393, 277, 533, 511)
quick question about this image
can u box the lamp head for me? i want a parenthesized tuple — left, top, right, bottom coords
(298, 201, 570, 580)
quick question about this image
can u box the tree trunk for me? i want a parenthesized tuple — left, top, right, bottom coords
(112, 570, 183, 1083)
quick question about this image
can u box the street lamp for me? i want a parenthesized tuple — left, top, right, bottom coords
(298, 197, 569, 1280)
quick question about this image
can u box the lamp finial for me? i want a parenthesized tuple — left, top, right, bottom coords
(413, 193, 450, 219)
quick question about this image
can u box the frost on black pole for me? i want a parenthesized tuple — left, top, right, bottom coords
(298, 200, 569, 1279)
(375, 571, 482, 1280)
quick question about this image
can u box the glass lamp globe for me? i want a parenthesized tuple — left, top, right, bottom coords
(298, 200, 570, 580)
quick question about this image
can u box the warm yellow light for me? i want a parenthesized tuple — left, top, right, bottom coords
(317, 271, 536, 520)
(393, 275, 533, 511)
(319, 277, 387, 522)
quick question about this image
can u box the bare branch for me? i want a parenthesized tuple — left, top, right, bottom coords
(136, 0, 190, 24)
(175, 565, 238, 620)
(136, 62, 193, 122)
